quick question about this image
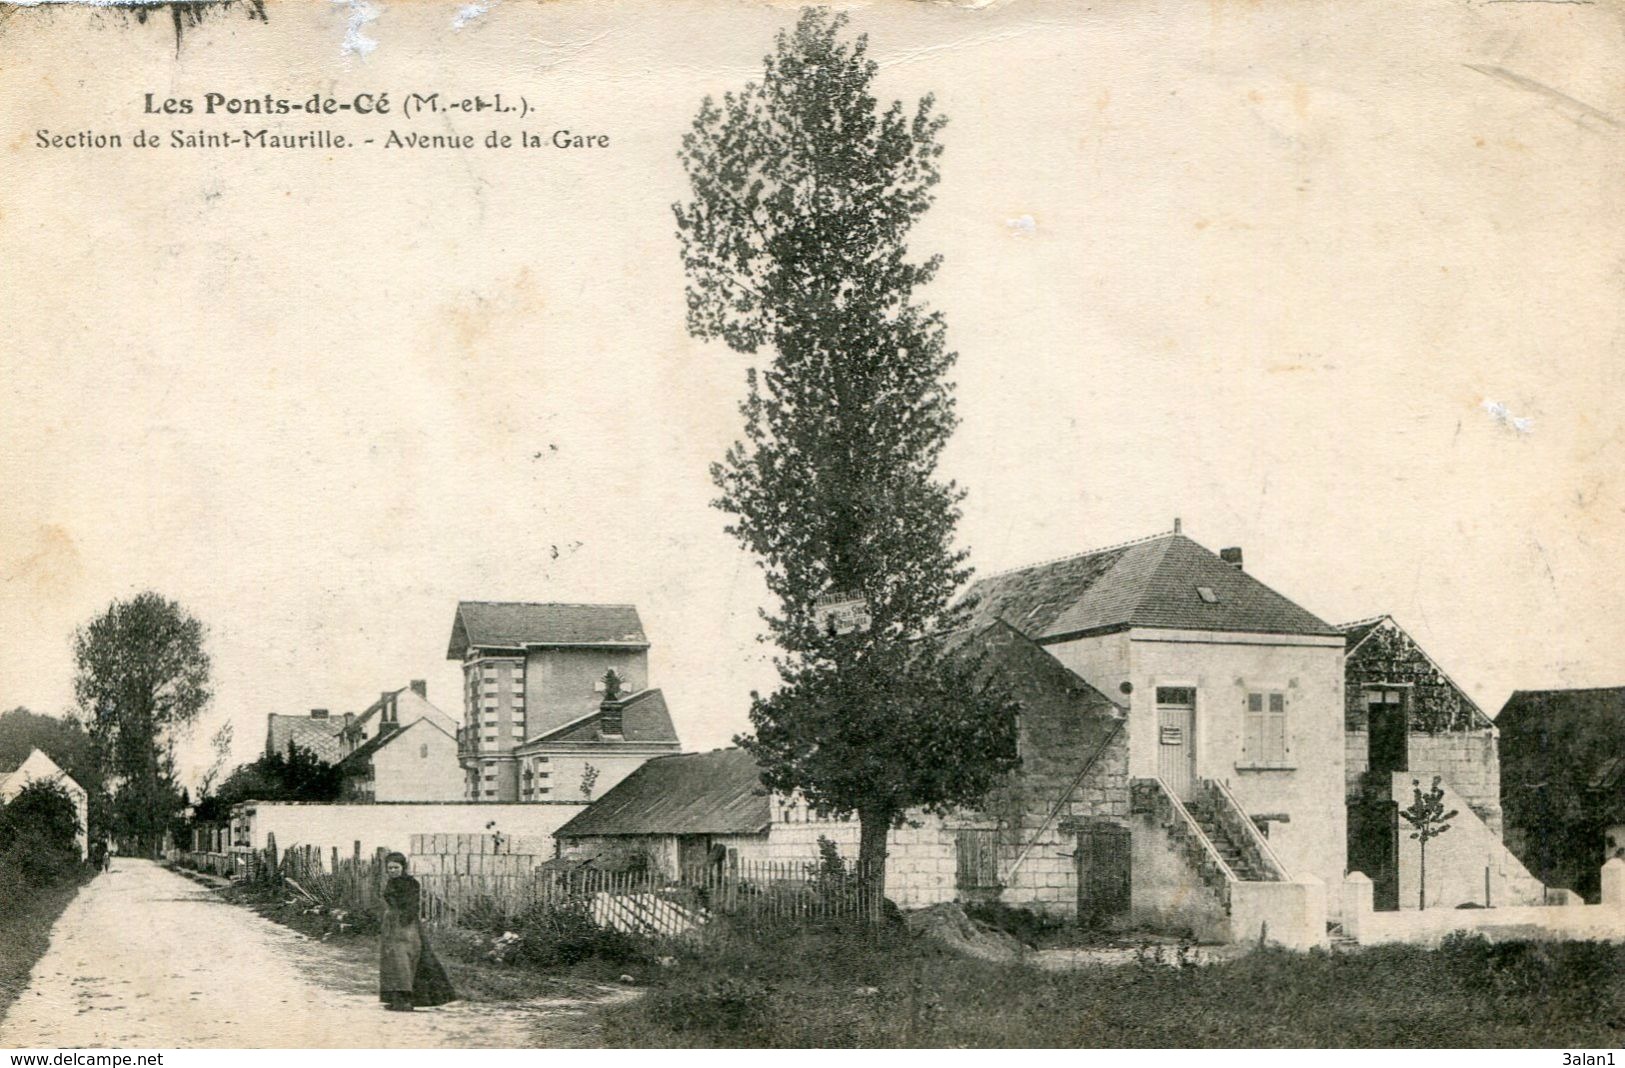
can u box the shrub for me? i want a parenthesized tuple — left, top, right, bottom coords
(643, 977, 772, 1036)
(512, 900, 645, 968)
(0, 780, 81, 888)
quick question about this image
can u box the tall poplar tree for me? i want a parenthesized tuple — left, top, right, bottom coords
(675, 8, 1020, 890)
(73, 591, 211, 855)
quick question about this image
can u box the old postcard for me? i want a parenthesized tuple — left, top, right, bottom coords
(2, 0, 1623, 1050)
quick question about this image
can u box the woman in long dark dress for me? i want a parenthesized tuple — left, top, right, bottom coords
(379, 851, 457, 1011)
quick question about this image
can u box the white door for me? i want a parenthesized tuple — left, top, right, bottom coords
(1156, 686, 1197, 799)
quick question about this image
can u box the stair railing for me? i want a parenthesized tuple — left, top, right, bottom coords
(1152, 776, 1237, 883)
(1207, 777, 1293, 881)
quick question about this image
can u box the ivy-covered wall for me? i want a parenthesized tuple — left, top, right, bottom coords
(1343, 618, 1501, 828)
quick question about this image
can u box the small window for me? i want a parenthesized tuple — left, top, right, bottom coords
(1156, 686, 1196, 708)
(1195, 586, 1219, 604)
(419, 743, 428, 758)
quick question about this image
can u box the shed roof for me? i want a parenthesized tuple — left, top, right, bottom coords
(962, 532, 1337, 642)
(447, 602, 648, 658)
(554, 748, 770, 838)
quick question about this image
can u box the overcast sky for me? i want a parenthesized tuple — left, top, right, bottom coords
(3, 0, 1621, 784)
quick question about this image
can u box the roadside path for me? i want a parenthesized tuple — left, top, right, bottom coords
(1, 859, 622, 1047)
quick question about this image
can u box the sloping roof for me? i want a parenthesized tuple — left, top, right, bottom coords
(518, 688, 681, 748)
(1337, 616, 1388, 655)
(447, 602, 648, 658)
(339, 717, 455, 771)
(962, 532, 1337, 641)
(555, 748, 771, 838)
(1337, 615, 1493, 731)
(1499, 687, 1625, 740)
(266, 715, 345, 763)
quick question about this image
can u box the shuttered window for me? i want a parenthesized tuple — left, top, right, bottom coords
(1244, 691, 1289, 766)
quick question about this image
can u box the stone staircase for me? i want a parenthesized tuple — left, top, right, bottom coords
(1185, 800, 1275, 882)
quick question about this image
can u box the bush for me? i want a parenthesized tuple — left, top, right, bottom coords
(512, 900, 646, 968)
(643, 977, 773, 1036)
(0, 780, 81, 889)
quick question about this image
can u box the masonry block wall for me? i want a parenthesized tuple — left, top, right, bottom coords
(741, 624, 1131, 917)
(232, 801, 587, 861)
(1408, 731, 1502, 834)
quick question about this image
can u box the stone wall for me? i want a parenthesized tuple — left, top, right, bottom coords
(1388, 772, 1543, 909)
(1408, 729, 1502, 834)
(231, 800, 586, 861)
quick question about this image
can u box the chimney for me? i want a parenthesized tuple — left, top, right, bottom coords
(1220, 547, 1244, 571)
(410, 679, 427, 699)
(1173, 517, 1182, 534)
(310, 708, 328, 719)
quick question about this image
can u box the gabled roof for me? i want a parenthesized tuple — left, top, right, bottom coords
(339, 717, 454, 771)
(447, 602, 648, 658)
(516, 688, 681, 749)
(1337, 616, 1388, 656)
(1336, 615, 1493, 731)
(265, 715, 345, 763)
(962, 532, 1337, 642)
(555, 748, 771, 838)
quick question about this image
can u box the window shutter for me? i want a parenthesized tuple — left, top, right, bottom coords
(1245, 692, 1265, 762)
(1267, 692, 1288, 765)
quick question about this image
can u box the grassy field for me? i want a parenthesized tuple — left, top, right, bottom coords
(179, 869, 1625, 1048)
(0, 866, 92, 1022)
(597, 920, 1625, 1047)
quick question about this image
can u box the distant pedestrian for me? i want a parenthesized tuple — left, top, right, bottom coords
(89, 840, 106, 872)
(378, 851, 456, 1012)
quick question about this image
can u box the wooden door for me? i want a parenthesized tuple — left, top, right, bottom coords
(1076, 823, 1131, 926)
(1156, 687, 1197, 799)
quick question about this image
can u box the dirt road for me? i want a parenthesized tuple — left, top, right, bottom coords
(1, 859, 625, 1048)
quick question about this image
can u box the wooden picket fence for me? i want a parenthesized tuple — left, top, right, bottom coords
(415, 858, 882, 937)
(208, 833, 882, 939)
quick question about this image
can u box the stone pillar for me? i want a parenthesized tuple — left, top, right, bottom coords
(1601, 857, 1625, 910)
(1342, 871, 1373, 941)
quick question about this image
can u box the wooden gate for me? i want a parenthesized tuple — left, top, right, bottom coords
(1076, 823, 1131, 925)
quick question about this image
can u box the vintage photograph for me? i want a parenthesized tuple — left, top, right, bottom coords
(2, 0, 1623, 1049)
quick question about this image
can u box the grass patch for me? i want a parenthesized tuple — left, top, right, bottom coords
(0, 864, 93, 1021)
(194, 869, 644, 1004)
(599, 922, 1625, 1047)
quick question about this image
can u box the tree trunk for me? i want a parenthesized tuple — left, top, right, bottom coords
(858, 808, 891, 922)
(1418, 839, 1427, 911)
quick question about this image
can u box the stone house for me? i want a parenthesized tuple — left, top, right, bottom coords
(0, 748, 88, 858)
(1338, 616, 1540, 910)
(554, 619, 1129, 915)
(446, 601, 681, 801)
(1498, 686, 1625, 900)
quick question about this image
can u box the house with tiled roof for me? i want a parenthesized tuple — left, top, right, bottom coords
(961, 523, 1349, 918)
(446, 602, 679, 801)
(335, 681, 462, 802)
(264, 709, 347, 764)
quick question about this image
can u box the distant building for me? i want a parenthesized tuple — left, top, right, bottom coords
(1498, 686, 1625, 899)
(446, 602, 681, 801)
(338, 681, 456, 757)
(0, 748, 88, 858)
(338, 718, 463, 802)
(264, 708, 348, 764)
